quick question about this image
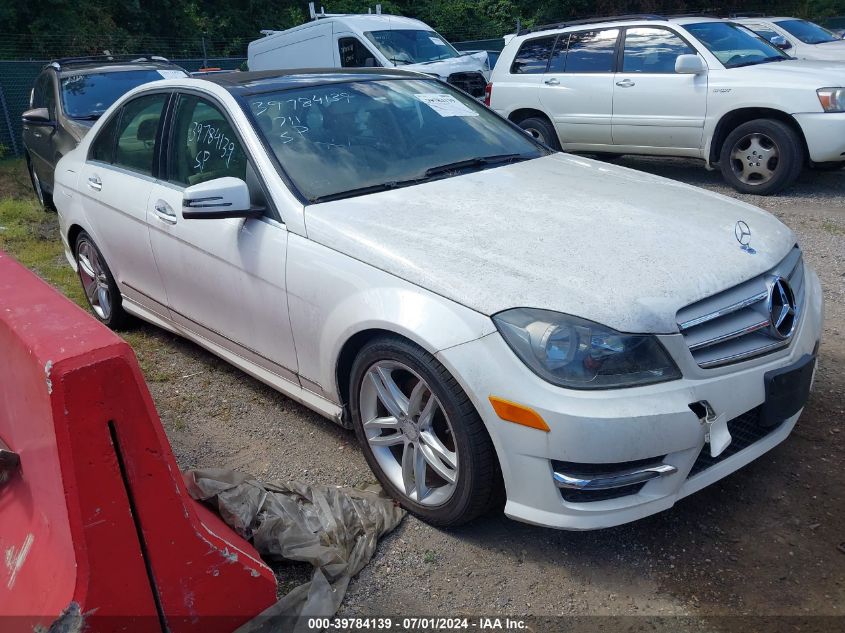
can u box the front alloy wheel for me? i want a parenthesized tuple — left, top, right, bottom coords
(360, 360, 459, 506)
(729, 133, 779, 186)
(350, 336, 502, 526)
(719, 118, 803, 195)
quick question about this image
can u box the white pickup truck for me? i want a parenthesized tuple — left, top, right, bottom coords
(488, 16, 845, 194)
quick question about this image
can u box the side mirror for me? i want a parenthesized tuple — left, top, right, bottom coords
(675, 54, 707, 75)
(182, 177, 263, 220)
(770, 35, 792, 50)
(21, 107, 53, 125)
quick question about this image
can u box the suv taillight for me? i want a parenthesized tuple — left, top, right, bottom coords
(484, 83, 492, 107)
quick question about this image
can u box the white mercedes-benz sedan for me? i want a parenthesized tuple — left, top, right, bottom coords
(53, 69, 823, 529)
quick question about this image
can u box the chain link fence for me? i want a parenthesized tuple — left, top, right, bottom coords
(0, 56, 246, 158)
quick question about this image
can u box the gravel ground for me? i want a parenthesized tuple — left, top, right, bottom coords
(130, 158, 844, 623)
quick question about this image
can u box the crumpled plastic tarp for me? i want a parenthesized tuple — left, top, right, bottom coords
(183, 468, 406, 633)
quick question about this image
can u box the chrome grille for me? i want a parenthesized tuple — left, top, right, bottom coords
(677, 246, 805, 368)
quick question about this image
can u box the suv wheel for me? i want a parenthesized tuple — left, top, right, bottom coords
(74, 231, 129, 328)
(27, 156, 55, 211)
(349, 336, 502, 526)
(719, 119, 803, 195)
(517, 116, 561, 150)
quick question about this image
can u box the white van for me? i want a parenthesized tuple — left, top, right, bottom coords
(248, 4, 490, 98)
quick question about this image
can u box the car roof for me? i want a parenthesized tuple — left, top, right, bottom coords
(203, 68, 427, 95)
(48, 57, 185, 76)
(512, 15, 724, 39)
(732, 16, 795, 23)
(262, 13, 429, 36)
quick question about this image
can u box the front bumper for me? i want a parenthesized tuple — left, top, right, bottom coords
(436, 266, 824, 530)
(793, 111, 845, 163)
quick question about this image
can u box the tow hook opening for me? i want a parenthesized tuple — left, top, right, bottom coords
(689, 400, 732, 457)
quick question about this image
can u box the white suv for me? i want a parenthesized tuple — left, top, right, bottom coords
(488, 16, 845, 194)
(733, 16, 845, 62)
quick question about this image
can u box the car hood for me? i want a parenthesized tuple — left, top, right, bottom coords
(65, 118, 95, 142)
(798, 39, 845, 60)
(403, 52, 489, 79)
(303, 154, 796, 334)
(735, 58, 845, 82)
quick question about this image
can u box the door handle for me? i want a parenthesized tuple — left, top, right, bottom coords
(544, 77, 560, 85)
(153, 199, 177, 225)
(87, 175, 102, 191)
(615, 79, 636, 88)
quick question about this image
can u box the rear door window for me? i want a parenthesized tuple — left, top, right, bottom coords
(510, 36, 557, 74)
(560, 29, 620, 73)
(112, 93, 168, 176)
(88, 113, 121, 163)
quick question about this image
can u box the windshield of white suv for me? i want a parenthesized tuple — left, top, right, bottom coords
(364, 30, 459, 64)
(245, 79, 546, 202)
(686, 21, 790, 67)
(776, 19, 839, 44)
(61, 69, 183, 119)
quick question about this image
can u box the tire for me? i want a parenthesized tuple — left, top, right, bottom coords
(517, 116, 561, 151)
(74, 231, 129, 329)
(719, 119, 804, 195)
(26, 155, 55, 211)
(349, 335, 502, 527)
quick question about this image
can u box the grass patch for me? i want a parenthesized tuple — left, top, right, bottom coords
(0, 160, 85, 308)
(822, 220, 844, 236)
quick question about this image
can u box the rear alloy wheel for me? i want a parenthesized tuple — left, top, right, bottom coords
(75, 231, 129, 329)
(719, 119, 803, 195)
(27, 157, 54, 211)
(350, 336, 501, 526)
(517, 116, 561, 151)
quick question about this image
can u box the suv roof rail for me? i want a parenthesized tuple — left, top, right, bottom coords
(728, 12, 768, 18)
(46, 54, 172, 71)
(517, 14, 664, 35)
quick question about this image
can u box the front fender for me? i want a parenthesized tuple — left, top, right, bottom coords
(286, 233, 496, 402)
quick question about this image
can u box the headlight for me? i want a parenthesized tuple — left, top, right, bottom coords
(493, 308, 681, 390)
(817, 88, 845, 112)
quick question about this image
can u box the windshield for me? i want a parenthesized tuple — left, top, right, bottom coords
(245, 79, 545, 202)
(776, 19, 839, 44)
(61, 69, 184, 119)
(364, 30, 459, 65)
(686, 21, 790, 68)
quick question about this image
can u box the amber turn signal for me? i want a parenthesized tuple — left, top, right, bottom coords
(488, 396, 550, 432)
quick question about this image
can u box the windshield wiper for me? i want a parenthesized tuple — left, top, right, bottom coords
(310, 178, 424, 203)
(423, 153, 528, 178)
(732, 56, 789, 68)
(72, 114, 101, 120)
(310, 154, 531, 203)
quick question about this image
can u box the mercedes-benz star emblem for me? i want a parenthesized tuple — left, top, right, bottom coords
(768, 277, 797, 339)
(735, 220, 755, 254)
